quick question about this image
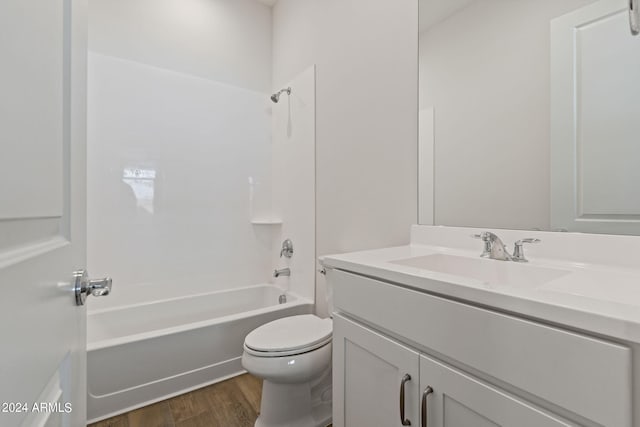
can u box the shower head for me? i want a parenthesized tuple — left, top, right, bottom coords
(270, 87, 291, 103)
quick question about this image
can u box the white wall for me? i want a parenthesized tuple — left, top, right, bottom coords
(273, 0, 419, 316)
(89, 0, 272, 92)
(87, 0, 276, 308)
(419, 0, 596, 231)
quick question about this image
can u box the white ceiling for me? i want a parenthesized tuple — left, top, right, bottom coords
(419, 0, 475, 33)
(255, 0, 277, 7)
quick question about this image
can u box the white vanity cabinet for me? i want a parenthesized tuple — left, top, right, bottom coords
(333, 314, 571, 427)
(329, 268, 634, 427)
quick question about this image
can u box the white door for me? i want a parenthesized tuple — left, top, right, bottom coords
(419, 355, 573, 427)
(551, 0, 640, 234)
(0, 0, 92, 426)
(333, 314, 420, 427)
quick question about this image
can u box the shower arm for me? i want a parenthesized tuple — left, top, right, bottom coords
(270, 87, 292, 103)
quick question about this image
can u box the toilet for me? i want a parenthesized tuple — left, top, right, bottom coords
(242, 314, 333, 427)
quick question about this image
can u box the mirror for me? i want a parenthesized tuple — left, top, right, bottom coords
(418, 0, 640, 234)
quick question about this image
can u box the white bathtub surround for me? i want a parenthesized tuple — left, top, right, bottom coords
(87, 285, 313, 423)
(323, 225, 640, 427)
(87, 0, 281, 311)
(270, 66, 317, 303)
(87, 12, 318, 310)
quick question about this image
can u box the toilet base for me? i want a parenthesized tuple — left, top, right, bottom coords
(255, 368, 332, 427)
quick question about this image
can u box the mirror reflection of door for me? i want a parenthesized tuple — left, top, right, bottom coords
(551, 0, 640, 235)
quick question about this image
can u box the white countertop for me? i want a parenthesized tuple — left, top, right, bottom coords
(322, 226, 640, 344)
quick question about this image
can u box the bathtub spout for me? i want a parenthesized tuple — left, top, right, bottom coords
(274, 268, 290, 278)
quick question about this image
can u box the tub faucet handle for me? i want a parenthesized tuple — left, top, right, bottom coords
(280, 239, 294, 258)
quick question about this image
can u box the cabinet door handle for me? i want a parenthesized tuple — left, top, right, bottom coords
(421, 386, 434, 427)
(399, 374, 412, 425)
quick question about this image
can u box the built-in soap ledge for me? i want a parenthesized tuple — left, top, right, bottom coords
(250, 218, 283, 225)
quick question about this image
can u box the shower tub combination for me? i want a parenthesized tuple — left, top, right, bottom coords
(87, 284, 312, 423)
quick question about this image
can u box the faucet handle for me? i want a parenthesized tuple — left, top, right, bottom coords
(512, 238, 541, 262)
(280, 238, 294, 258)
(471, 233, 492, 257)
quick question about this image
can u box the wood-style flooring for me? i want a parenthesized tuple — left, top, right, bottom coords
(88, 374, 263, 427)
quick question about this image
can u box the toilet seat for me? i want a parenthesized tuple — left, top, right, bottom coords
(244, 314, 332, 357)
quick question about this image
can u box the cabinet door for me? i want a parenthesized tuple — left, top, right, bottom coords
(333, 314, 420, 427)
(420, 355, 573, 427)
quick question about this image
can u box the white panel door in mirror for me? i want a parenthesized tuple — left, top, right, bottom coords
(551, 0, 640, 234)
(578, 6, 640, 217)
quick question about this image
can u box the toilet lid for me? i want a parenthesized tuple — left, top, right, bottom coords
(244, 314, 332, 354)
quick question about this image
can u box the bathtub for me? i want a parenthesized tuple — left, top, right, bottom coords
(87, 284, 313, 423)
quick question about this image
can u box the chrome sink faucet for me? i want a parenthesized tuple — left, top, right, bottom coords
(472, 232, 513, 261)
(472, 232, 541, 262)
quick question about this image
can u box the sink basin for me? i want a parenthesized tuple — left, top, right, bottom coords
(390, 253, 570, 288)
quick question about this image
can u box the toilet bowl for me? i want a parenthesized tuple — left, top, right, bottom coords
(241, 314, 333, 427)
